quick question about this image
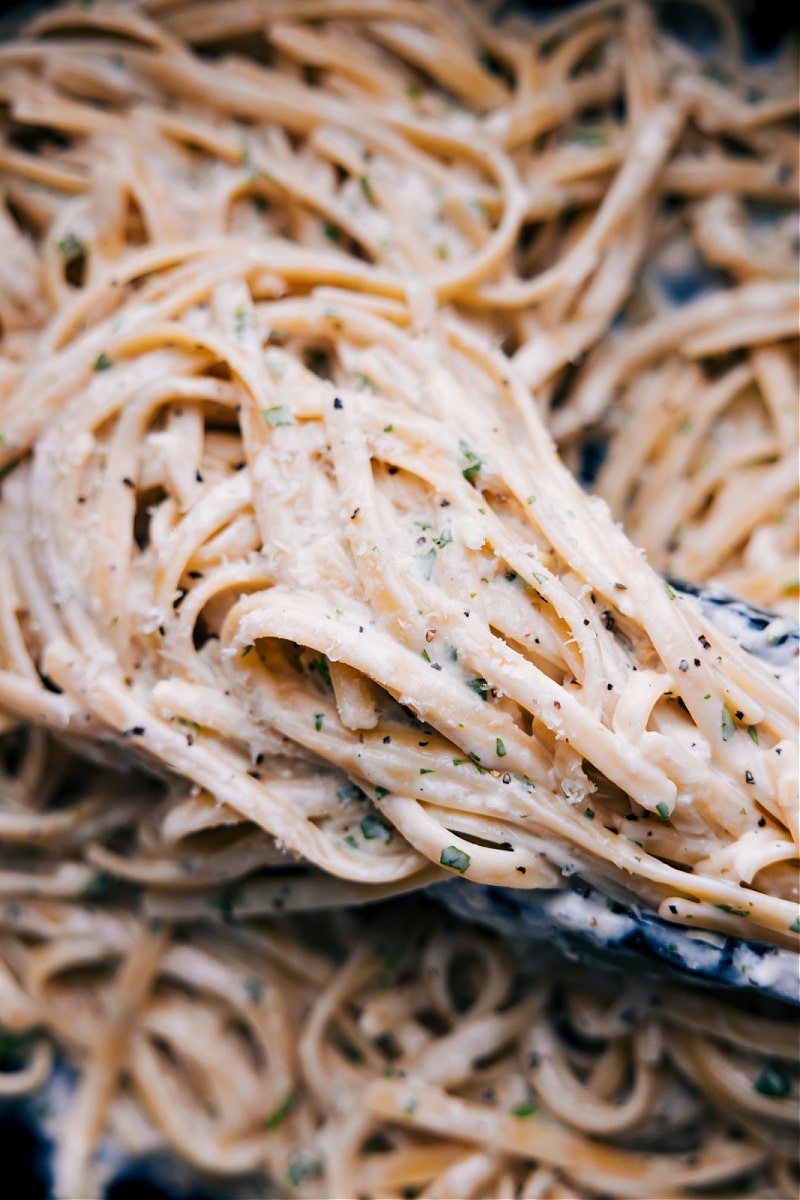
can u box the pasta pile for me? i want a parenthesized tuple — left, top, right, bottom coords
(0, 805, 798, 1200)
(0, 0, 797, 1196)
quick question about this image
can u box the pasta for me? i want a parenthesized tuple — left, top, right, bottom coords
(0, 866, 798, 1199)
(0, 0, 797, 1196)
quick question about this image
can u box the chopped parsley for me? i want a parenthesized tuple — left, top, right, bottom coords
(701, 61, 732, 86)
(287, 1153, 323, 1189)
(655, 801, 670, 822)
(465, 677, 489, 701)
(314, 655, 332, 688)
(417, 548, 436, 580)
(433, 528, 453, 549)
(405, 83, 422, 101)
(233, 302, 252, 337)
(57, 232, 85, 257)
(262, 405, 295, 427)
(663, 581, 676, 600)
(82, 870, 114, 896)
(571, 127, 609, 145)
(747, 725, 759, 744)
(440, 845, 470, 873)
(314, 713, 324, 732)
(93, 351, 112, 372)
(352, 370, 376, 393)
(359, 173, 376, 204)
(716, 905, 750, 917)
(584, 807, 595, 819)
(375, 786, 391, 800)
(511, 1099, 538, 1118)
(459, 439, 482, 481)
(264, 1093, 293, 1130)
(240, 147, 258, 181)
(721, 704, 736, 742)
(243, 977, 264, 1004)
(360, 813, 393, 843)
(496, 737, 506, 757)
(753, 1066, 790, 1098)
(337, 783, 367, 804)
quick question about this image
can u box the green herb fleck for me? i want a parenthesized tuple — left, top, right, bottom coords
(83, 870, 114, 896)
(571, 127, 609, 145)
(459, 439, 482, 482)
(57, 232, 85, 257)
(417, 548, 436, 581)
(240, 644, 253, 658)
(233, 301, 251, 337)
(789, 916, 800, 934)
(721, 704, 736, 742)
(433, 528, 453, 549)
(747, 725, 759, 744)
(383, 424, 394, 433)
(701, 61, 731, 86)
(440, 845, 470, 873)
(466, 677, 489, 701)
(336, 1034, 364, 1063)
(241, 147, 258, 181)
(262, 405, 295, 427)
(353, 370, 376, 393)
(716, 905, 750, 917)
(359, 173, 376, 204)
(314, 655, 332, 688)
(93, 351, 112, 372)
(207, 885, 240, 924)
(323, 222, 342, 242)
(360, 813, 393, 843)
(663, 581, 676, 600)
(287, 1153, 323, 1189)
(244, 977, 264, 1004)
(655, 801, 670, 821)
(496, 737, 507, 757)
(264, 1092, 293, 1130)
(375, 786, 391, 800)
(511, 1099, 538, 1118)
(753, 1066, 790, 1098)
(584, 807, 595, 819)
(405, 82, 422, 101)
(314, 713, 324, 732)
(337, 783, 367, 804)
